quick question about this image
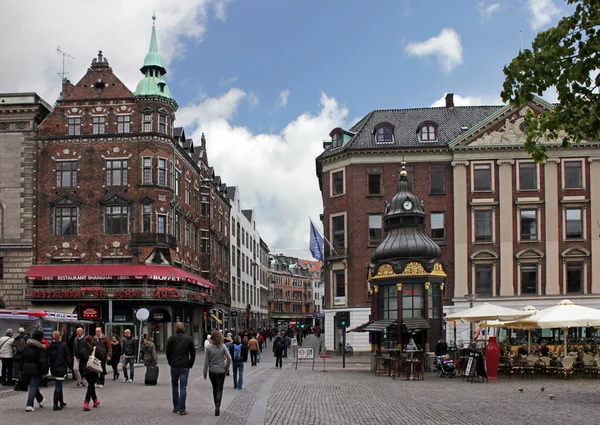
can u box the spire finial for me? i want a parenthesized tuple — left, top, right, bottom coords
(152, 12, 156, 23)
(400, 161, 407, 179)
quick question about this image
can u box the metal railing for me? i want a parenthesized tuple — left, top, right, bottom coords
(130, 232, 177, 249)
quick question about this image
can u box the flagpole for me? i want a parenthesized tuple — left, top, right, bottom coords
(309, 216, 338, 257)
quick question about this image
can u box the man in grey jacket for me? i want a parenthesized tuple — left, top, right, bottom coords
(166, 322, 195, 416)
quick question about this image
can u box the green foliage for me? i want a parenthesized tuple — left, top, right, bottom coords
(501, 0, 600, 162)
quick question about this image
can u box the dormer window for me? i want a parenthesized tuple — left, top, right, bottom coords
(418, 123, 437, 142)
(375, 124, 393, 143)
(332, 132, 343, 148)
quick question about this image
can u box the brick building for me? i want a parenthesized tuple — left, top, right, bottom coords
(297, 258, 324, 326)
(0, 93, 50, 308)
(316, 94, 600, 352)
(24, 17, 229, 348)
(268, 254, 314, 328)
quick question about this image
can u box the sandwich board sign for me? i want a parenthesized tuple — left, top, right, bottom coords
(295, 346, 315, 370)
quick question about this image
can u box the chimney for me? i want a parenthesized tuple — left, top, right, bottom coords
(445, 93, 454, 108)
(59, 78, 74, 99)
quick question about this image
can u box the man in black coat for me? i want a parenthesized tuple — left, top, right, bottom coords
(166, 322, 195, 415)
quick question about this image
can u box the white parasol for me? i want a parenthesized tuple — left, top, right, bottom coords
(445, 302, 534, 323)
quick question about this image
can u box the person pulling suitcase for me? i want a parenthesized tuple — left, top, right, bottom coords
(143, 337, 158, 385)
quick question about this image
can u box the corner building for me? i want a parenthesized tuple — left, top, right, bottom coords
(317, 94, 600, 352)
(26, 18, 228, 349)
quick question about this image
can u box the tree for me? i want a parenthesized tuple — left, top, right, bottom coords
(501, 0, 600, 162)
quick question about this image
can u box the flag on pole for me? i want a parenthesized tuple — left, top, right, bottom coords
(309, 220, 324, 262)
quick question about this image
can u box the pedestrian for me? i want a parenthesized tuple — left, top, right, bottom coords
(229, 335, 247, 389)
(93, 328, 111, 388)
(12, 327, 28, 380)
(0, 328, 15, 386)
(47, 331, 69, 411)
(121, 329, 136, 382)
(273, 334, 284, 369)
(203, 330, 231, 416)
(143, 336, 157, 368)
(22, 329, 48, 412)
(204, 334, 211, 349)
(166, 322, 196, 416)
(72, 328, 86, 388)
(109, 336, 122, 380)
(79, 335, 100, 411)
(248, 335, 259, 366)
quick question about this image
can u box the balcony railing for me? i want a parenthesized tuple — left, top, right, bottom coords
(130, 232, 177, 249)
(324, 247, 348, 259)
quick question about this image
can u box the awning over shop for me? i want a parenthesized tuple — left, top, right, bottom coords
(25, 264, 215, 290)
(348, 319, 396, 333)
(210, 313, 223, 325)
(28, 304, 76, 315)
(403, 318, 431, 330)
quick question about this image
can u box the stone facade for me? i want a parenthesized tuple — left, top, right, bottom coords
(0, 93, 50, 308)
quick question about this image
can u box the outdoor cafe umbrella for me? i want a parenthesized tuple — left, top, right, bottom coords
(487, 306, 538, 352)
(511, 300, 600, 356)
(445, 302, 534, 323)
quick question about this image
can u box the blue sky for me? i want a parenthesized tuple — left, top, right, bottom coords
(0, 0, 569, 259)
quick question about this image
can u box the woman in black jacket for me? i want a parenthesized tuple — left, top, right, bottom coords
(48, 331, 70, 411)
(79, 336, 99, 411)
(110, 335, 122, 380)
(22, 329, 48, 412)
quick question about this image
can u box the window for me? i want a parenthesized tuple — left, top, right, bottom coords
(473, 163, 492, 191)
(185, 220, 191, 247)
(142, 158, 152, 184)
(143, 114, 152, 132)
(105, 206, 128, 234)
(379, 284, 398, 321)
(105, 160, 128, 186)
(142, 204, 151, 232)
(92, 116, 106, 135)
(518, 162, 537, 190)
(174, 170, 181, 196)
(429, 164, 445, 194)
(293, 304, 302, 314)
(194, 189, 199, 212)
(194, 226, 199, 251)
(564, 160, 583, 189)
(376, 126, 393, 142)
(157, 215, 166, 233)
(475, 210, 493, 242)
(68, 117, 81, 136)
(54, 206, 77, 235)
(201, 198, 209, 217)
(174, 213, 181, 241)
(158, 114, 167, 134)
(332, 170, 344, 196)
(201, 231, 209, 254)
(566, 262, 584, 293)
(56, 161, 78, 188)
(232, 218, 236, 237)
(520, 209, 537, 241)
(368, 214, 382, 244)
(475, 264, 493, 297)
(431, 212, 445, 241)
(332, 132, 343, 148)
(419, 124, 437, 141)
(402, 284, 424, 318)
(332, 215, 345, 249)
(117, 115, 130, 133)
(185, 182, 190, 204)
(521, 264, 537, 294)
(565, 208, 583, 239)
(158, 159, 166, 185)
(333, 270, 345, 298)
(0, 257, 3, 280)
(367, 168, 382, 195)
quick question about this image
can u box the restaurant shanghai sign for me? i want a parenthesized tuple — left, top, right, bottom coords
(25, 287, 214, 304)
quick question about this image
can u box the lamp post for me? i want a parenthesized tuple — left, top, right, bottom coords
(107, 294, 114, 338)
(464, 294, 478, 343)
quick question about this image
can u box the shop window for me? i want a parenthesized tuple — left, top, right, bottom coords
(402, 284, 424, 318)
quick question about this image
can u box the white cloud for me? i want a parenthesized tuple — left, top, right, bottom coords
(430, 92, 503, 107)
(477, 2, 501, 22)
(279, 89, 290, 107)
(528, 0, 560, 30)
(247, 92, 259, 108)
(405, 28, 463, 72)
(179, 90, 348, 258)
(219, 76, 238, 86)
(0, 0, 229, 103)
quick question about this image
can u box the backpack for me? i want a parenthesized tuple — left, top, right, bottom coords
(14, 336, 27, 358)
(273, 338, 283, 352)
(94, 339, 108, 361)
(233, 343, 242, 362)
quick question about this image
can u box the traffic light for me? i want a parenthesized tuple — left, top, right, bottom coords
(340, 311, 347, 327)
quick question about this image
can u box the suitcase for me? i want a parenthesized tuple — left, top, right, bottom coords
(144, 365, 159, 386)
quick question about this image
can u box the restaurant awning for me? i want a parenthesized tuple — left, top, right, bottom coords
(403, 318, 431, 330)
(25, 264, 215, 290)
(348, 319, 396, 333)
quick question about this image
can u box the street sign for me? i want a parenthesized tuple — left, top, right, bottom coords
(297, 347, 314, 359)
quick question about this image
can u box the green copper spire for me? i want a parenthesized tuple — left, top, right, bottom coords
(135, 15, 175, 103)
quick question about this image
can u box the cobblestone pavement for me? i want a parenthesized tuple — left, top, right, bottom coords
(1, 350, 599, 425)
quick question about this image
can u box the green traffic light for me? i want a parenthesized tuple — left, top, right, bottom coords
(341, 321, 346, 326)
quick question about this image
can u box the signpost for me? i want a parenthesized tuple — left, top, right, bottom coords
(136, 308, 149, 364)
(295, 346, 315, 370)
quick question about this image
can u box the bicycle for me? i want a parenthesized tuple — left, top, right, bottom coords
(337, 342, 354, 357)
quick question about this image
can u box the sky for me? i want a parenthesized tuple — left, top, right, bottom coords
(0, 0, 570, 261)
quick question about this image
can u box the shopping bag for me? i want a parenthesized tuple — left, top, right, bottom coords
(86, 347, 103, 374)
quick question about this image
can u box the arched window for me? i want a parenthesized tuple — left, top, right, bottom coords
(332, 131, 343, 148)
(376, 126, 393, 143)
(418, 123, 437, 142)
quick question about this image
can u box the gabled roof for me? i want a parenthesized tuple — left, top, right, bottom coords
(242, 209, 253, 222)
(318, 105, 502, 159)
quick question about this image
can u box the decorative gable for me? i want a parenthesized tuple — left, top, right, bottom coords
(101, 193, 134, 205)
(49, 194, 83, 206)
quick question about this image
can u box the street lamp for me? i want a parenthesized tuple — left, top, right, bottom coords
(107, 294, 114, 338)
(464, 294, 478, 343)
